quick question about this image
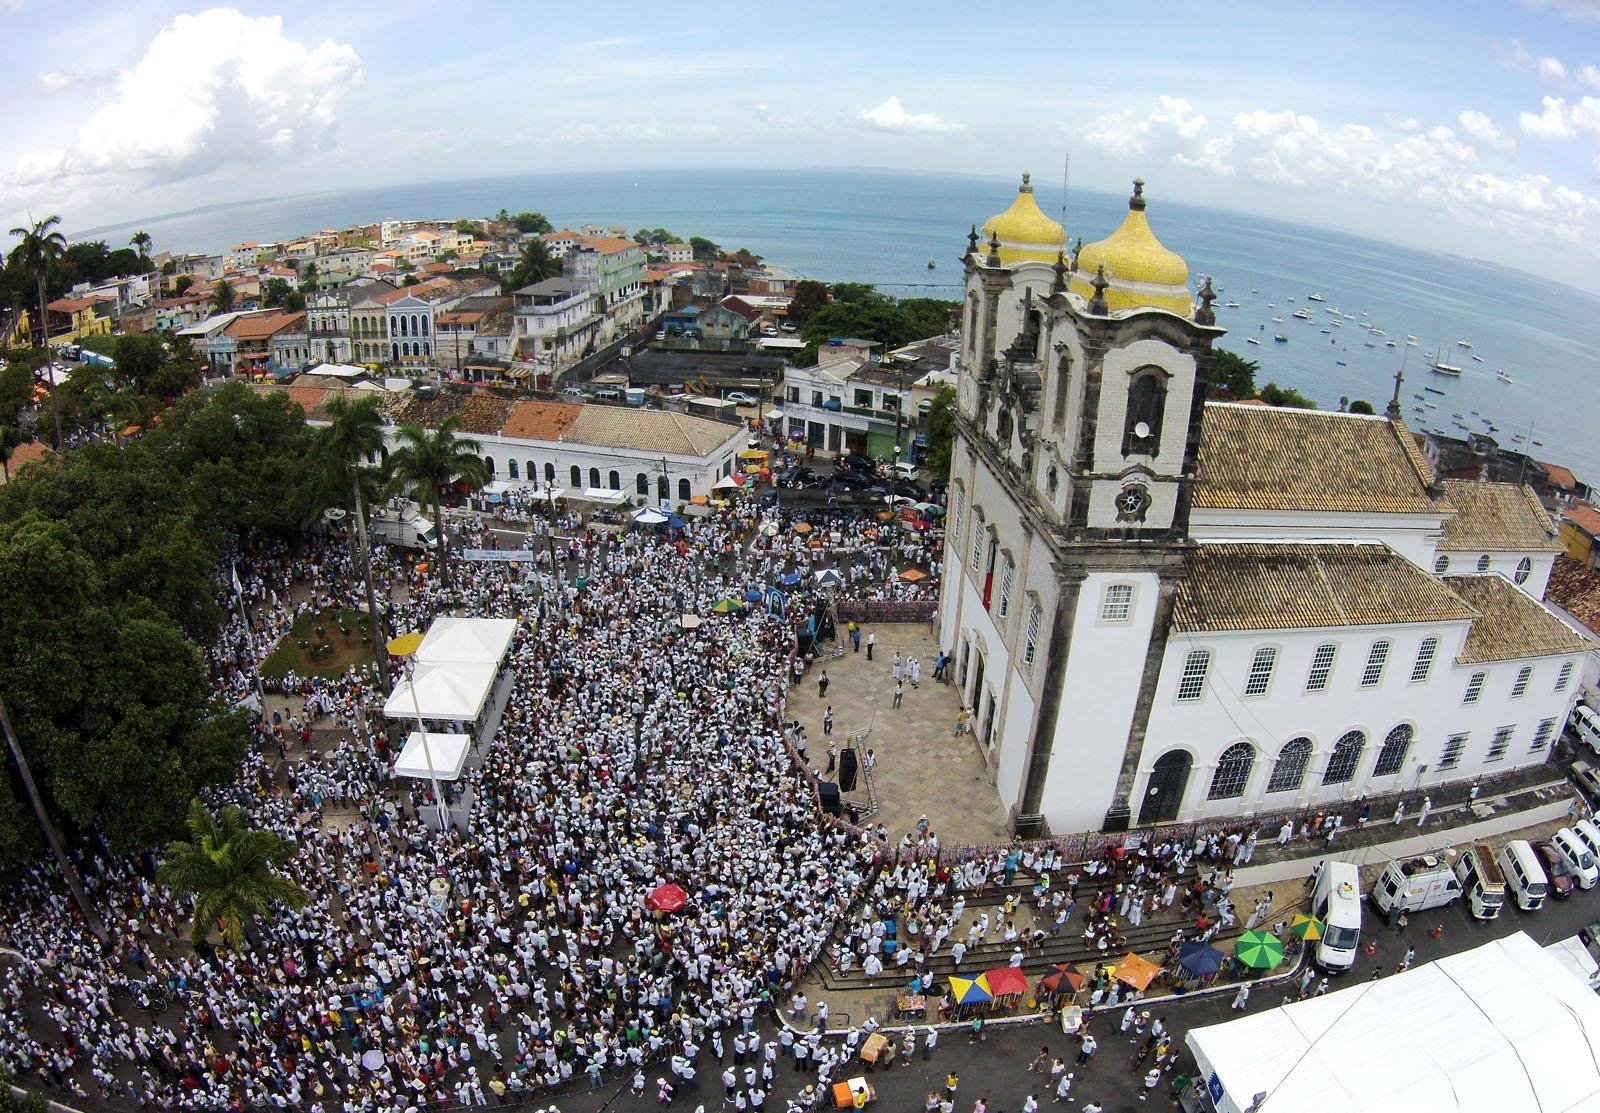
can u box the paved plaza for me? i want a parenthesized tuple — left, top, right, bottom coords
(789, 623, 1012, 847)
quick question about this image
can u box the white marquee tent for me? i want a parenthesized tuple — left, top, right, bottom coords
(382, 659, 500, 723)
(414, 616, 517, 667)
(1187, 931, 1600, 1113)
(392, 731, 471, 782)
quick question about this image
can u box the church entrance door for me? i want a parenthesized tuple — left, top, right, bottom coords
(1138, 749, 1192, 826)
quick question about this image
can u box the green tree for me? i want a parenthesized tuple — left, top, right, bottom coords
(504, 239, 561, 292)
(923, 383, 957, 481)
(211, 279, 236, 315)
(157, 800, 307, 947)
(729, 247, 762, 266)
(262, 278, 304, 312)
(314, 393, 391, 689)
(898, 298, 958, 338)
(385, 416, 488, 581)
(1348, 398, 1376, 415)
(298, 261, 319, 292)
(1259, 381, 1317, 409)
(788, 279, 829, 323)
(453, 219, 480, 237)
(1206, 349, 1260, 399)
(171, 274, 195, 295)
(161, 259, 178, 276)
(6, 215, 68, 448)
(826, 282, 884, 305)
(689, 236, 721, 261)
(130, 230, 153, 266)
(509, 211, 553, 235)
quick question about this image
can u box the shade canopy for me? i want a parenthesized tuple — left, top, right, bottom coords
(1038, 965, 1084, 994)
(383, 660, 500, 722)
(415, 616, 517, 666)
(1112, 951, 1162, 990)
(645, 883, 688, 913)
(711, 474, 745, 491)
(1187, 932, 1600, 1113)
(1178, 942, 1226, 976)
(949, 974, 993, 1005)
(814, 569, 844, 587)
(983, 967, 1029, 996)
(633, 507, 669, 525)
(392, 731, 471, 782)
(576, 487, 628, 505)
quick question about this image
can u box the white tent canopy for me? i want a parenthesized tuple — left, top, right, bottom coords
(383, 660, 500, 723)
(576, 487, 628, 505)
(392, 732, 471, 782)
(1187, 932, 1600, 1113)
(414, 616, 516, 666)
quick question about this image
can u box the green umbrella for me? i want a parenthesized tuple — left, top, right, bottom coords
(1234, 930, 1286, 970)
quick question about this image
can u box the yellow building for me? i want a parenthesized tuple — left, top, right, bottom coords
(45, 296, 114, 346)
(1562, 506, 1600, 568)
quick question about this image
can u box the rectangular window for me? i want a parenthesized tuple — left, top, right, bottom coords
(1410, 637, 1438, 684)
(1439, 733, 1469, 771)
(1361, 640, 1391, 688)
(1244, 646, 1278, 697)
(1557, 661, 1575, 692)
(1511, 666, 1532, 699)
(970, 530, 983, 572)
(853, 388, 873, 408)
(950, 488, 963, 543)
(1100, 584, 1134, 623)
(1463, 671, 1487, 705)
(1485, 725, 1515, 763)
(1024, 603, 1042, 665)
(1176, 649, 1211, 702)
(1531, 718, 1558, 752)
(1306, 644, 1337, 692)
(998, 558, 1015, 618)
(810, 390, 823, 406)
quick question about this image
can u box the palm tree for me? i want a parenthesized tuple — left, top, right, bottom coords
(7, 215, 68, 449)
(157, 800, 307, 948)
(0, 691, 108, 944)
(211, 279, 236, 316)
(316, 393, 391, 689)
(385, 416, 488, 581)
(504, 238, 560, 293)
(130, 230, 153, 266)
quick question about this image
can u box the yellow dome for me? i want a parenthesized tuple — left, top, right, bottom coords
(980, 172, 1066, 265)
(1069, 180, 1192, 316)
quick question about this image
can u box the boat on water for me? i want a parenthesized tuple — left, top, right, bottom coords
(1251, 289, 1259, 294)
(1246, 337, 1261, 345)
(1336, 360, 1347, 366)
(1272, 316, 1285, 323)
(1431, 362, 1463, 376)
(1292, 308, 1313, 320)
(1471, 354, 1485, 362)
(1273, 335, 1288, 342)
(1406, 339, 1419, 347)
(1225, 301, 1240, 308)
(1364, 342, 1376, 348)
(1386, 340, 1397, 347)
(1267, 302, 1276, 308)
(1459, 339, 1474, 348)
(1412, 393, 1426, 400)
(1406, 334, 1418, 342)
(1496, 369, 1513, 383)
(1325, 305, 1341, 314)
(1425, 402, 1438, 408)
(1534, 440, 1545, 446)
(1321, 328, 1332, 334)
(1372, 329, 1387, 337)
(926, 259, 935, 269)
(1425, 386, 1446, 395)
(1307, 292, 1325, 301)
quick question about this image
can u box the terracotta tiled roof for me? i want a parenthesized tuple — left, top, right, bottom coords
(1541, 461, 1579, 489)
(283, 384, 332, 417)
(564, 406, 741, 457)
(1437, 480, 1561, 552)
(226, 311, 299, 341)
(500, 401, 582, 442)
(577, 237, 638, 255)
(1194, 404, 1441, 515)
(47, 295, 109, 313)
(1564, 505, 1600, 539)
(0, 440, 54, 484)
(1546, 555, 1600, 638)
(1444, 573, 1591, 663)
(392, 393, 465, 428)
(454, 394, 513, 435)
(1173, 542, 1477, 633)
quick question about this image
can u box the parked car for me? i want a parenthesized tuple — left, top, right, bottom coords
(841, 453, 876, 473)
(1572, 759, 1600, 804)
(889, 481, 927, 501)
(891, 461, 921, 483)
(761, 326, 778, 337)
(559, 385, 586, 398)
(829, 470, 872, 490)
(1534, 841, 1578, 899)
(726, 391, 759, 405)
(654, 330, 666, 341)
(780, 321, 797, 332)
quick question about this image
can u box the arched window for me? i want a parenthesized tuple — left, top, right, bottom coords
(422, 341, 430, 356)
(483, 455, 495, 476)
(420, 315, 429, 336)
(396, 315, 407, 337)
(570, 465, 582, 488)
(678, 477, 691, 501)
(1322, 730, 1366, 785)
(636, 472, 649, 496)
(508, 459, 518, 479)
(965, 292, 978, 338)
(1372, 724, 1413, 777)
(1266, 737, 1312, 794)
(526, 460, 535, 481)
(545, 462, 555, 483)
(589, 467, 600, 489)
(1476, 554, 1491, 572)
(1515, 556, 1532, 584)
(1208, 743, 1255, 800)
(658, 475, 669, 501)
(1122, 369, 1166, 456)
(608, 470, 620, 490)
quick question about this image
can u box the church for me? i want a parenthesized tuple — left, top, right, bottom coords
(937, 173, 1588, 835)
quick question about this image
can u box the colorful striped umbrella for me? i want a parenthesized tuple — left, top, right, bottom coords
(1234, 930, 1287, 970)
(948, 974, 994, 1005)
(1289, 914, 1325, 941)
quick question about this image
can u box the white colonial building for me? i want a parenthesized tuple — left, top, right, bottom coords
(938, 174, 1586, 836)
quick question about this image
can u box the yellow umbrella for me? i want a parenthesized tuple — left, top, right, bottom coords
(1289, 913, 1325, 941)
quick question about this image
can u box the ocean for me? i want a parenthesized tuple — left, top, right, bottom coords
(77, 168, 1600, 483)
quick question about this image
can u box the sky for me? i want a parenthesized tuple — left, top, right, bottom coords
(4, 1, 1600, 288)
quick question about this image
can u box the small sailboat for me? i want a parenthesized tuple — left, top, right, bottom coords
(1458, 339, 1474, 348)
(927, 259, 936, 269)
(1496, 369, 1513, 384)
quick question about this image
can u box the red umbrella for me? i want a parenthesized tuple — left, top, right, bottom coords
(984, 966, 1030, 997)
(645, 883, 688, 913)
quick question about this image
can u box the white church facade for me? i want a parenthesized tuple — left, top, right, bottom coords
(937, 174, 1586, 835)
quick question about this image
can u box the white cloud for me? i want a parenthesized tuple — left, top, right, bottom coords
(859, 96, 965, 135)
(1458, 109, 1517, 152)
(1, 8, 360, 212)
(35, 70, 82, 93)
(1519, 0, 1600, 18)
(1519, 93, 1600, 139)
(1540, 55, 1571, 82)
(1581, 64, 1600, 88)
(1076, 95, 1600, 255)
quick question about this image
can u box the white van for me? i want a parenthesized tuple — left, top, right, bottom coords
(1309, 861, 1362, 971)
(1573, 704, 1600, 755)
(1553, 827, 1600, 889)
(1572, 819, 1600, 867)
(1454, 844, 1506, 920)
(1497, 839, 1550, 912)
(1371, 854, 1462, 914)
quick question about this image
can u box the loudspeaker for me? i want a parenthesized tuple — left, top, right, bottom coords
(818, 781, 842, 816)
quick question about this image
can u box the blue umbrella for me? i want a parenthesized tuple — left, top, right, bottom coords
(779, 572, 802, 587)
(742, 588, 764, 603)
(668, 515, 688, 529)
(1178, 941, 1225, 977)
(485, 493, 503, 504)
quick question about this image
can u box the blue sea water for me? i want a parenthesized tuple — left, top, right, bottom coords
(77, 168, 1600, 483)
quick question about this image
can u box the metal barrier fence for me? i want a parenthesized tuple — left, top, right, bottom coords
(836, 600, 937, 624)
